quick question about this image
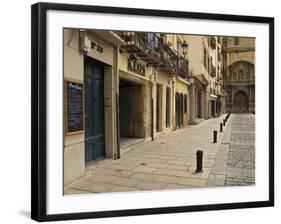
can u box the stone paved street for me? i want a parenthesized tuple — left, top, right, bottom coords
(207, 114, 255, 187)
(64, 114, 255, 195)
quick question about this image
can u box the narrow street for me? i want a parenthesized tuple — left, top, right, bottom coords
(64, 114, 255, 194)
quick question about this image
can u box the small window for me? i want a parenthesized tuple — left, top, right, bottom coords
(234, 37, 240, 45)
(207, 57, 210, 73)
(204, 49, 207, 68)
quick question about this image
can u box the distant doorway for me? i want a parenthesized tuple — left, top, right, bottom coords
(166, 87, 171, 127)
(197, 90, 202, 118)
(233, 91, 249, 113)
(211, 100, 216, 117)
(156, 84, 163, 132)
(175, 92, 184, 129)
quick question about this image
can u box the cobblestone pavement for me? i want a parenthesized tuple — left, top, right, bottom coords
(207, 114, 255, 187)
(64, 114, 255, 195)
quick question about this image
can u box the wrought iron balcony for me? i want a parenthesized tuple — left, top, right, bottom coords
(116, 32, 163, 66)
(116, 32, 189, 77)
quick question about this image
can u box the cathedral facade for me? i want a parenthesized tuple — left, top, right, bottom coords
(224, 37, 255, 113)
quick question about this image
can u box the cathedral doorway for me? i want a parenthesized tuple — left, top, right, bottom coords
(233, 91, 249, 113)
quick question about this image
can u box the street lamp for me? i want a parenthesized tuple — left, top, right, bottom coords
(181, 40, 188, 59)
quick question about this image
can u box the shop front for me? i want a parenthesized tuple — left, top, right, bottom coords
(152, 71, 174, 138)
(118, 51, 152, 151)
(63, 29, 123, 184)
(189, 75, 208, 124)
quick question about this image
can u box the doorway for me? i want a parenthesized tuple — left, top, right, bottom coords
(119, 80, 134, 137)
(197, 90, 202, 118)
(119, 79, 145, 150)
(175, 92, 183, 129)
(156, 84, 163, 132)
(84, 58, 105, 164)
(233, 91, 249, 113)
(166, 87, 171, 127)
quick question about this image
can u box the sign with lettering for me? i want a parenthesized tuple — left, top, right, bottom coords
(65, 80, 84, 134)
(128, 57, 145, 76)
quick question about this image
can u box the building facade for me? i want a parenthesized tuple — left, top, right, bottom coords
(118, 32, 190, 141)
(225, 37, 255, 113)
(63, 29, 228, 185)
(64, 30, 191, 184)
(184, 35, 226, 124)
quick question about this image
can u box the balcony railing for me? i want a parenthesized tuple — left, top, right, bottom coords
(117, 32, 189, 78)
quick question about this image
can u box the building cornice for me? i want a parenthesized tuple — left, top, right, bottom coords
(227, 46, 255, 53)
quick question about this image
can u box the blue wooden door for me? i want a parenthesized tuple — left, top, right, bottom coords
(85, 60, 105, 163)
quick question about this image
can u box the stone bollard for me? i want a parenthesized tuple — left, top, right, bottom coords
(213, 130, 217, 143)
(196, 150, 203, 173)
(220, 123, 223, 132)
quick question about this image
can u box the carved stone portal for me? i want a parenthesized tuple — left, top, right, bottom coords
(226, 60, 255, 113)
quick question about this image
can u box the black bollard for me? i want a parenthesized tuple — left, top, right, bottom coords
(220, 123, 223, 132)
(196, 150, 203, 172)
(223, 119, 226, 126)
(213, 130, 217, 143)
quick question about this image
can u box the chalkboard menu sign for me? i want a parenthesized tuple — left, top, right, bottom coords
(65, 80, 84, 134)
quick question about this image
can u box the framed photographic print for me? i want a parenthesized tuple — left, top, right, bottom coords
(31, 2, 274, 222)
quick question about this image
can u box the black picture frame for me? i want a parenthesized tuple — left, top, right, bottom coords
(31, 2, 274, 222)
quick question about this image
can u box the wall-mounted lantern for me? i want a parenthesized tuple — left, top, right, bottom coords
(181, 40, 188, 59)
